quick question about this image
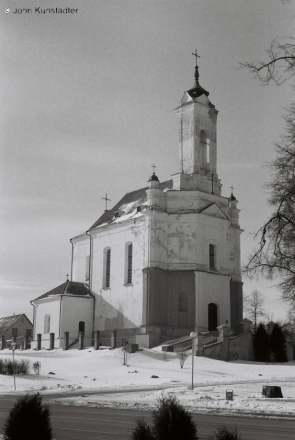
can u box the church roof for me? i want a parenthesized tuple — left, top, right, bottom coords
(32, 281, 93, 301)
(89, 179, 173, 230)
(0, 314, 32, 336)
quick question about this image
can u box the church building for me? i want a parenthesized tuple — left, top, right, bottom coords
(31, 57, 243, 349)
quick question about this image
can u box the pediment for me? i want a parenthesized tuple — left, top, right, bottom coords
(199, 203, 229, 220)
(196, 94, 210, 105)
(180, 92, 193, 105)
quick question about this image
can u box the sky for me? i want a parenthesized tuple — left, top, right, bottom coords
(1, 0, 294, 322)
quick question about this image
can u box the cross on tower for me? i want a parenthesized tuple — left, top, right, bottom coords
(192, 49, 200, 66)
(66, 273, 69, 281)
(102, 194, 111, 212)
(230, 184, 234, 194)
(151, 163, 157, 174)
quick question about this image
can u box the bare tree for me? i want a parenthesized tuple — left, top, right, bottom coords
(240, 39, 295, 85)
(241, 41, 295, 302)
(243, 290, 265, 331)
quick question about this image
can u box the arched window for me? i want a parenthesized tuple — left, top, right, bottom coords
(209, 244, 216, 270)
(44, 314, 50, 334)
(208, 303, 218, 331)
(79, 321, 85, 333)
(127, 244, 133, 284)
(106, 249, 111, 287)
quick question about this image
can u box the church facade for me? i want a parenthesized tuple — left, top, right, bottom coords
(31, 61, 243, 349)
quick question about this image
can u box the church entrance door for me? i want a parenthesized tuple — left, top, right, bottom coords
(208, 303, 217, 331)
(79, 321, 85, 333)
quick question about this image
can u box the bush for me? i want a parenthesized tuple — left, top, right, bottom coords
(33, 361, 41, 375)
(4, 393, 53, 440)
(176, 349, 189, 369)
(270, 323, 288, 362)
(208, 424, 243, 440)
(253, 323, 270, 362)
(132, 395, 198, 440)
(0, 359, 30, 375)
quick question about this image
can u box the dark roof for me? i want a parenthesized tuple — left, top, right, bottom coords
(187, 80, 209, 99)
(229, 193, 236, 201)
(89, 179, 173, 230)
(0, 314, 32, 336)
(32, 281, 93, 301)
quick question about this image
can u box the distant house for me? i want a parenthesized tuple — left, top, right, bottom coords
(0, 314, 33, 349)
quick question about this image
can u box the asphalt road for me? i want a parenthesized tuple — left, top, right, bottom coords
(1, 394, 295, 440)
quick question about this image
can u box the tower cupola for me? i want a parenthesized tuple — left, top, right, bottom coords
(174, 51, 221, 195)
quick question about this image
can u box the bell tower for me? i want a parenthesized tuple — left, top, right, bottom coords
(174, 51, 222, 195)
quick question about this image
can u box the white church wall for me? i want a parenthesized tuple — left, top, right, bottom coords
(90, 215, 149, 330)
(71, 235, 90, 283)
(61, 296, 94, 345)
(195, 272, 231, 331)
(32, 298, 61, 348)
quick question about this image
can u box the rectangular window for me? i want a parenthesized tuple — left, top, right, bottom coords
(26, 329, 32, 337)
(106, 249, 111, 288)
(209, 244, 215, 270)
(12, 328, 18, 337)
(44, 314, 50, 334)
(127, 244, 133, 284)
(85, 255, 90, 282)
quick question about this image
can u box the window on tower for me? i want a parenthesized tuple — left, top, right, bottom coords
(206, 139, 210, 163)
(200, 130, 210, 168)
(209, 244, 216, 270)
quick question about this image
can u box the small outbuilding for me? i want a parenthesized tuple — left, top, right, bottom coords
(0, 314, 33, 349)
(30, 280, 94, 349)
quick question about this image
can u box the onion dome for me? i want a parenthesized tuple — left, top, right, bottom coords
(148, 172, 160, 182)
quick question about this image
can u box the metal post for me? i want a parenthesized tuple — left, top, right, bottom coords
(11, 342, 16, 391)
(190, 332, 197, 390)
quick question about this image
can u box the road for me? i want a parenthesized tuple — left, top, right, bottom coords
(0, 394, 295, 439)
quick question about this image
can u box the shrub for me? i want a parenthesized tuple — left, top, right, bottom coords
(0, 359, 30, 375)
(253, 323, 270, 362)
(4, 393, 53, 440)
(208, 424, 243, 440)
(131, 418, 154, 440)
(33, 361, 41, 375)
(176, 349, 189, 369)
(132, 395, 198, 440)
(14, 360, 30, 375)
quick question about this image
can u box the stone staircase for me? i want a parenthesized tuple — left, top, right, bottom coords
(68, 337, 79, 349)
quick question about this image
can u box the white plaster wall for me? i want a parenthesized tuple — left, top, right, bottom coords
(195, 272, 231, 330)
(61, 296, 94, 343)
(33, 298, 61, 339)
(150, 207, 241, 280)
(90, 215, 149, 330)
(72, 235, 90, 283)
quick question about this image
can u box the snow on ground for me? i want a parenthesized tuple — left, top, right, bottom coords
(1, 347, 295, 418)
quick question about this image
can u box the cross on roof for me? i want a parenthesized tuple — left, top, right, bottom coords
(230, 185, 234, 193)
(151, 163, 157, 173)
(102, 194, 111, 212)
(66, 274, 69, 281)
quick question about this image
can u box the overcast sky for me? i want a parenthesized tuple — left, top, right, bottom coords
(1, 0, 294, 322)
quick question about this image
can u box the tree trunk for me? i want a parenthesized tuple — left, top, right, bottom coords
(262, 385, 283, 398)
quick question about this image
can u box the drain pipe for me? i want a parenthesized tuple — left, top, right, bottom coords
(86, 230, 95, 344)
